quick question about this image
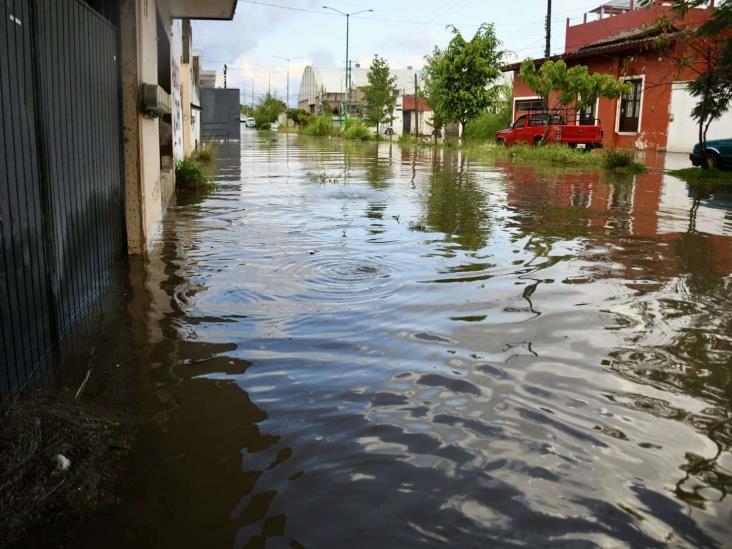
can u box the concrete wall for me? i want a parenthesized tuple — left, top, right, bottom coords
(666, 82, 732, 153)
(120, 0, 177, 254)
(391, 95, 434, 136)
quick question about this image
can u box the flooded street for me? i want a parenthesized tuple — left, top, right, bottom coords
(78, 130, 731, 547)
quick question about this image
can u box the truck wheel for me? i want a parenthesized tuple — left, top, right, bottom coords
(704, 152, 719, 169)
(533, 136, 544, 147)
(496, 138, 506, 147)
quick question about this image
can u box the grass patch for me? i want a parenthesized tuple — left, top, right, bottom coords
(667, 167, 732, 184)
(507, 144, 599, 167)
(302, 114, 338, 137)
(342, 118, 371, 141)
(175, 156, 215, 191)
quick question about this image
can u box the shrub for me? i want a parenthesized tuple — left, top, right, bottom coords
(288, 108, 314, 126)
(193, 145, 214, 163)
(342, 118, 371, 141)
(464, 111, 508, 142)
(602, 148, 634, 169)
(601, 148, 646, 173)
(175, 157, 215, 191)
(302, 114, 336, 137)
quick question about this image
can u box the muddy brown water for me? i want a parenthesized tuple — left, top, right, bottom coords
(73, 131, 731, 547)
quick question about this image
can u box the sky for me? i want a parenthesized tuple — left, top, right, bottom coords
(192, 0, 604, 107)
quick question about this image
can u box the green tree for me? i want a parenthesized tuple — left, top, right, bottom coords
(363, 56, 397, 133)
(423, 24, 504, 135)
(519, 59, 629, 113)
(253, 93, 287, 128)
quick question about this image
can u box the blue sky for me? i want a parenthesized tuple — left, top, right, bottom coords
(193, 0, 601, 106)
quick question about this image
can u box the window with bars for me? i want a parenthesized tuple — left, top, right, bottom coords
(515, 99, 545, 113)
(618, 78, 643, 133)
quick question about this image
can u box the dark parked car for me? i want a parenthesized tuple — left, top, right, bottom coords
(690, 138, 732, 169)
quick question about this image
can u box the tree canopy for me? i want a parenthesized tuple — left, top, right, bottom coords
(423, 24, 504, 131)
(519, 59, 630, 113)
(253, 93, 287, 128)
(362, 56, 397, 132)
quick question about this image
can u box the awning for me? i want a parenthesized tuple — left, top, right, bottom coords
(167, 0, 236, 20)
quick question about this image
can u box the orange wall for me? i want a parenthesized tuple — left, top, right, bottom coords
(511, 38, 719, 151)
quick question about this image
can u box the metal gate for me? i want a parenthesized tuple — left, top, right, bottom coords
(0, 0, 124, 407)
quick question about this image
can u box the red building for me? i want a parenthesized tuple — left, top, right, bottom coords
(504, 0, 730, 152)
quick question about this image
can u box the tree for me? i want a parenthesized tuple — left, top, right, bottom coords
(643, 0, 732, 162)
(362, 56, 397, 133)
(519, 59, 630, 114)
(253, 93, 287, 128)
(519, 59, 629, 140)
(423, 24, 504, 135)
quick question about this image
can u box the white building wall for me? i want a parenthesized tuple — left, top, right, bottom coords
(171, 20, 184, 161)
(666, 81, 732, 153)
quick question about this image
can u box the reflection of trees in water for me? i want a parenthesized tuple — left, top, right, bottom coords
(363, 155, 393, 190)
(421, 152, 490, 250)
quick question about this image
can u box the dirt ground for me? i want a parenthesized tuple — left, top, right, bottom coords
(0, 278, 143, 548)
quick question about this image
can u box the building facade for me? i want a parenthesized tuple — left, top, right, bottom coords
(505, 0, 731, 152)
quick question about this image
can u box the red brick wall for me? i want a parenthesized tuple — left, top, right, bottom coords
(565, 3, 711, 52)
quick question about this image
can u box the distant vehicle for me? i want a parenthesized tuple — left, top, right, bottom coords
(245, 117, 256, 128)
(690, 138, 732, 170)
(496, 112, 604, 149)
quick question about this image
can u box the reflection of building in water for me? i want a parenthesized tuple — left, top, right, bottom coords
(502, 161, 732, 277)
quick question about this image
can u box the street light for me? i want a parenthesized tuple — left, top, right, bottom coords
(322, 5, 373, 120)
(274, 56, 304, 108)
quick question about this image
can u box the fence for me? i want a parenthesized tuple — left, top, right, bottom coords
(0, 0, 125, 408)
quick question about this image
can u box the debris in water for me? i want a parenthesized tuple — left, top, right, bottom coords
(53, 454, 71, 472)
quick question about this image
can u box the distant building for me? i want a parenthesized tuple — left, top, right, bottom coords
(297, 64, 425, 117)
(504, 0, 731, 152)
(200, 68, 217, 88)
(391, 95, 434, 137)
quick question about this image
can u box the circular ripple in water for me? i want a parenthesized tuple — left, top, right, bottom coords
(290, 255, 402, 304)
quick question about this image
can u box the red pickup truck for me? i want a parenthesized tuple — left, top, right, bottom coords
(496, 113, 604, 149)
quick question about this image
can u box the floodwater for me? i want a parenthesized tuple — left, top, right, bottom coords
(78, 131, 731, 548)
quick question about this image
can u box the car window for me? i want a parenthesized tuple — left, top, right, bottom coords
(528, 114, 565, 126)
(512, 115, 527, 129)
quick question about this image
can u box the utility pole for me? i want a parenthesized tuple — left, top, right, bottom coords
(323, 5, 373, 121)
(545, 0, 552, 58)
(274, 56, 303, 108)
(414, 72, 419, 137)
(224, 64, 228, 88)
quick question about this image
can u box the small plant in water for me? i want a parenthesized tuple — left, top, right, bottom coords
(602, 148, 645, 173)
(193, 145, 214, 164)
(175, 156, 215, 191)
